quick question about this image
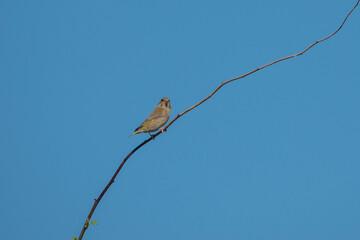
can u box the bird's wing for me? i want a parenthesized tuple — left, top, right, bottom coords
(135, 107, 165, 131)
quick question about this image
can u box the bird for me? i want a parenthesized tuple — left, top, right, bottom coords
(129, 97, 171, 138)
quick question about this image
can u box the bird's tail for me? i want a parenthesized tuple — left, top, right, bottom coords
(128, 131, 140, 138)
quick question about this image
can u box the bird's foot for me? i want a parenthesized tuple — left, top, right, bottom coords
(160, 128, 167, 133)
(148, 133, 155, 140)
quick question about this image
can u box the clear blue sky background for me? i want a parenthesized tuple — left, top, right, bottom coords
(1, 0, 359, 239)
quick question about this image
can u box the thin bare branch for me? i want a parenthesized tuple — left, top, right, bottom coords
(163, 0, 360, 131)
(77, 138, 152, 240)
(77, 1, 359, 239)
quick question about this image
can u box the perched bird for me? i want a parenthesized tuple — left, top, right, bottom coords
(129, 97, 171, 138)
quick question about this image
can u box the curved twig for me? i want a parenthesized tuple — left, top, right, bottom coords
(77, 138, 151, 240)
(77, 1, 359, 239)
(162, 0, 360, 131)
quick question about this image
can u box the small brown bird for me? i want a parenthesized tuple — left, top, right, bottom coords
(129, 97, 171, 138)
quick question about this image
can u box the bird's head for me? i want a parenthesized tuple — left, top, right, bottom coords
(159, 97, 171, 108)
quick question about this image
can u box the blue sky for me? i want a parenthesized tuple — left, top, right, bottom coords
(1, 0, 360, 239)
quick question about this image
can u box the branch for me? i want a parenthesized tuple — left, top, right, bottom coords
(163, 0, 360, 131)
(77, 138, 152, 240)
(77, 1, 359, 239)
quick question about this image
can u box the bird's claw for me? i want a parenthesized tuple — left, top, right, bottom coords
(148, 133, 155, 140)
(160, 128, 167, 133)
